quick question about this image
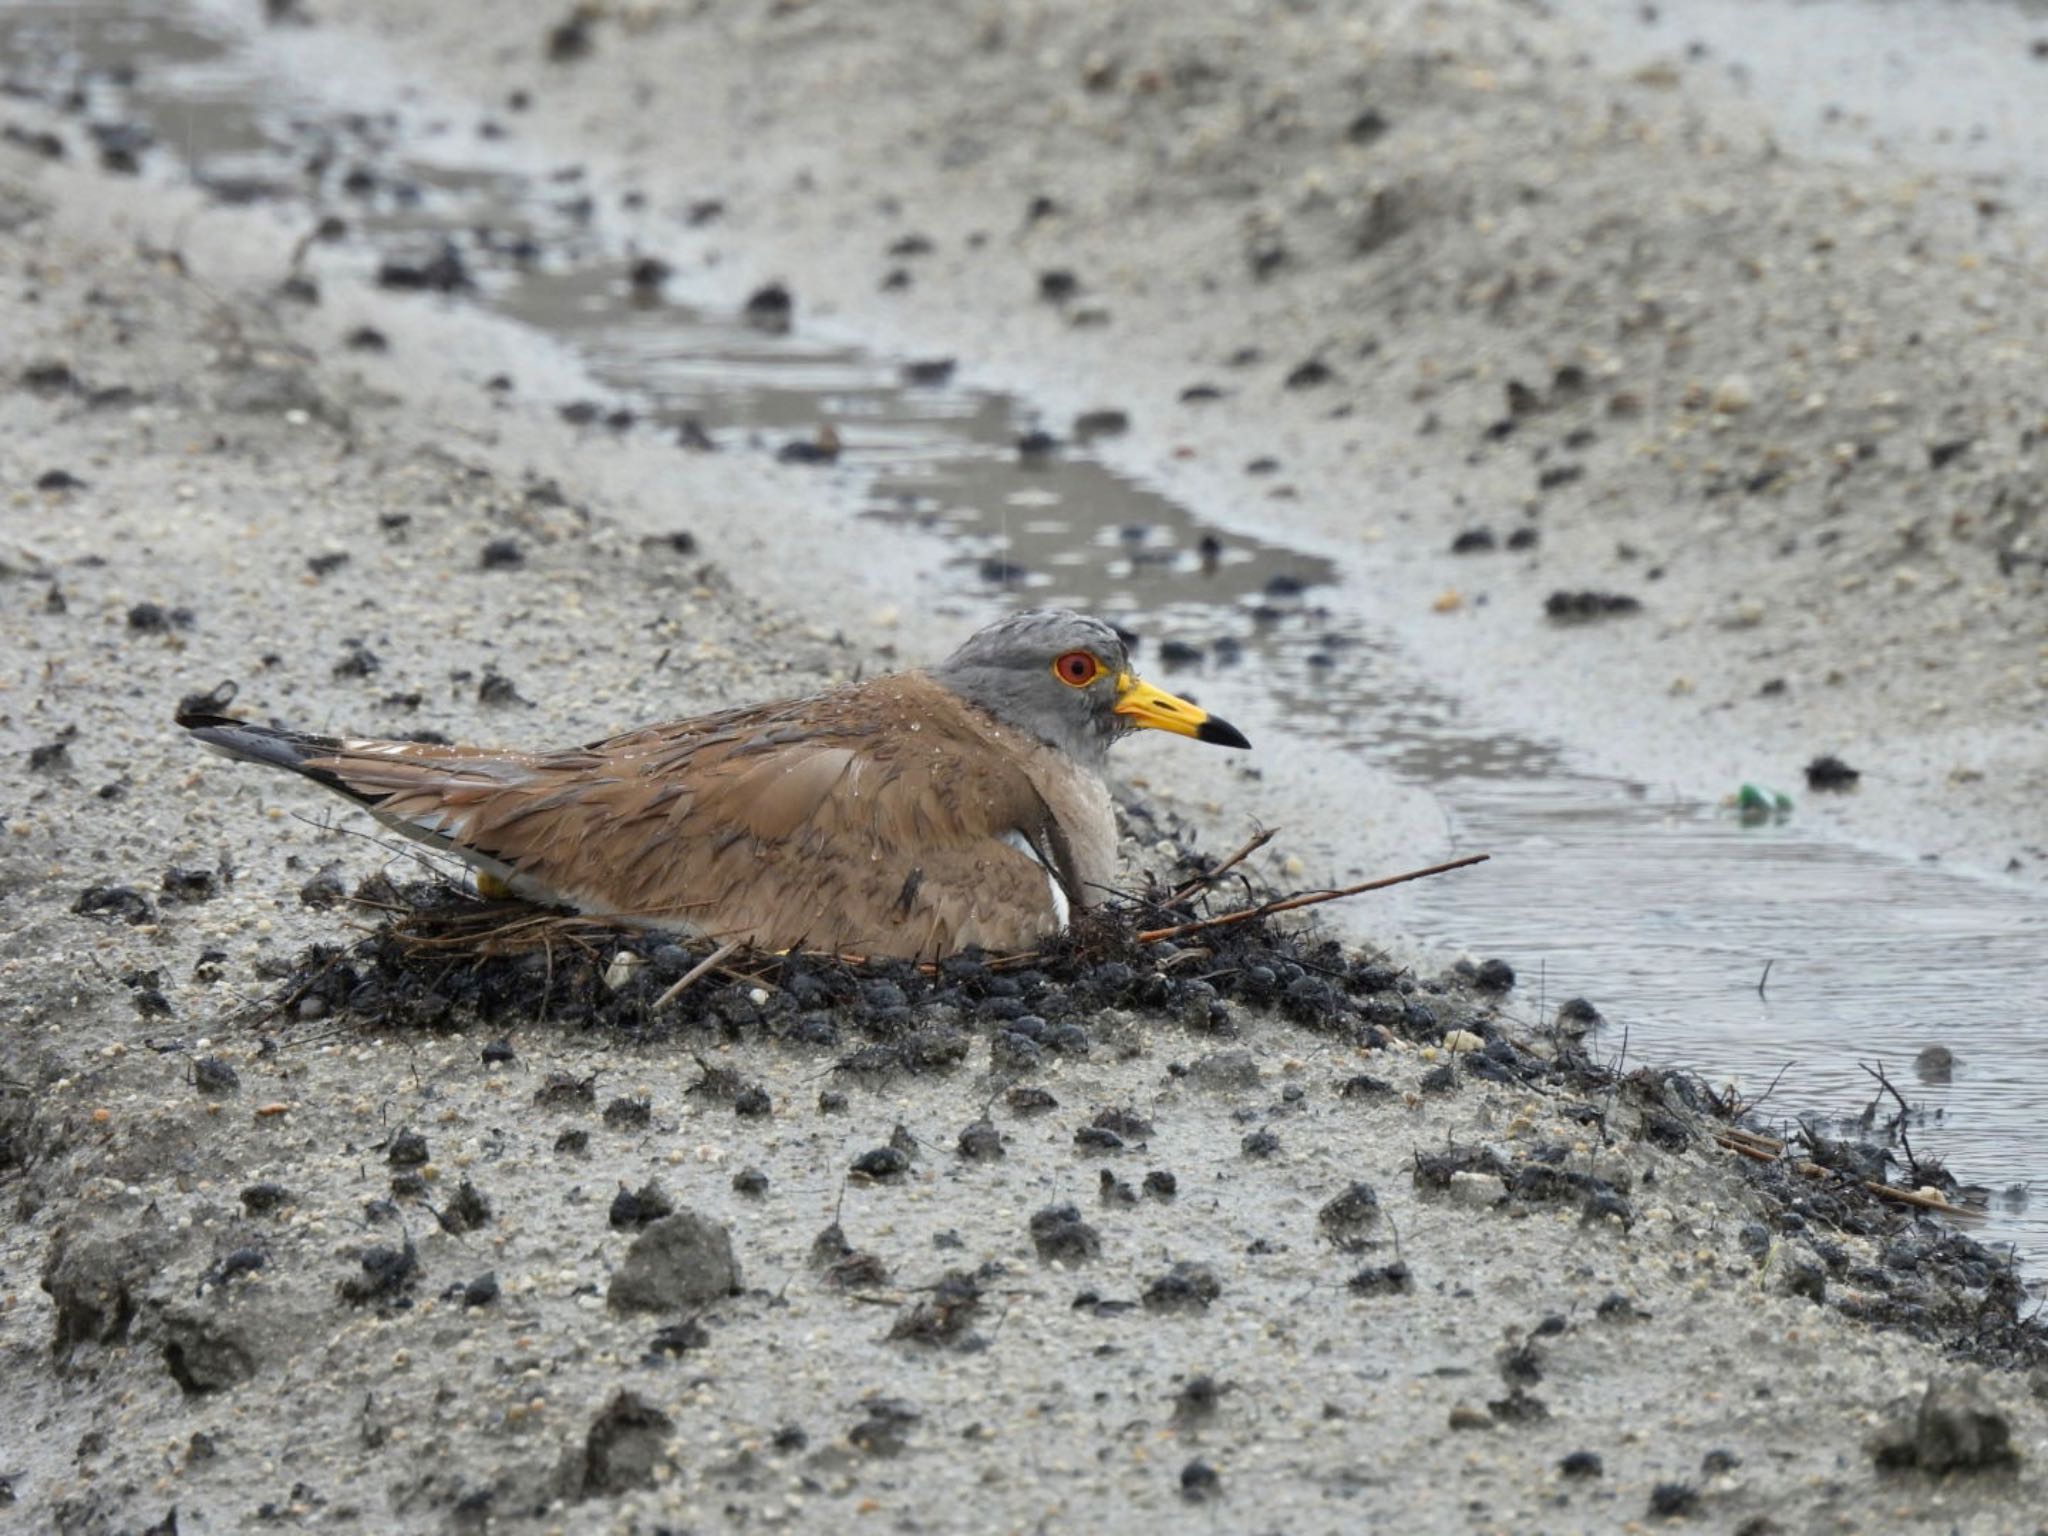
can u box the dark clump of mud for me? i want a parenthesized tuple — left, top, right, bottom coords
(260, 852, 1489, 1066)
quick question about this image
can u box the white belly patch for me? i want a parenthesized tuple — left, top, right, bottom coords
(1002, 828, 1071, 930)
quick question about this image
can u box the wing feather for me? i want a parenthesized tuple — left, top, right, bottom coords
(259, 673, 1089, 956)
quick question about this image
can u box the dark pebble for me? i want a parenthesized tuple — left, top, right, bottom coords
(648, 1320, 709, 1357)
(1559, 1450, 1603, 1478)
(743, 283, 793, 332)
(1073, 408, 1129, 441)
(903, 358, 955, 386)
(1339, 1073, 1396, 1099)
(848, 1399, 919, 1458)
(160, 867, 218, 903)
(1473, 957, 1515, 992)
(192, 1057, 240, 1096)
(376, 243, 472, 292)
(241, 1182, 291, 1215)
(1346, 109, 1390, 144)
(732, 1166, 769, 1197)
(991, 1030, 1045, 1072)
(777, 434, 840, 465)
(1545, 590, 1641, 621)
(480, 537, 525, 570)
(1179, 1459, 1222, 1503)
(91, 121, 151, 174)
(1418, 1064, 1457, 1093)
(73, 885, 154, 925)
(1007, 1086, 1058, 1115)
(331, 643, 380, 679)
(3, 124, 64, 159)
(439, 1178, 491, 1233)
(386, 1131, 429, 1167)
(1648, 1484, 1699, 1518)
(1450, 528, 1497, 554)
(1142, 1169, 1177, 1200)
(127, 602, 194, 634)
(957, 1120, 1005, 1161)
(609, 1179, 674, 1230)
(1028, 1203, 1102, 1264)
(535, 1072, 597, 1111)
(1144, 1262, 1221, 1312)
(1805, 754, 1860, 791)
(852, 1145, 911, 1180)
(22, 360, 78, 394)
(546, 11, 593, 61)
(1556, 997, 1601, 1030)
(1284, 359, 1334, 389)
(1037, 269, 1079, 302)
(1347, 1261, 1414, 1296)
(1318, 1182, 1381, 1249)
(1241, 1129, 1282, 1158)
(603, 1096, 651, 1129)
(477, 669, 527, 706)
(1091, 1107, 1153, 1140)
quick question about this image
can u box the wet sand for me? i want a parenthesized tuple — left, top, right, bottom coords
(4, 1, 2048, 1532)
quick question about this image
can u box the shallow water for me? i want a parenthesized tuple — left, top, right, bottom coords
(8, 0, 2047, 1271)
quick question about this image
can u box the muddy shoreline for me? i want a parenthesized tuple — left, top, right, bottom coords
(4, 0, 2048, 1532)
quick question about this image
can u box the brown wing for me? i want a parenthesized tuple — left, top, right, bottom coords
(296, 673, 1076, 958)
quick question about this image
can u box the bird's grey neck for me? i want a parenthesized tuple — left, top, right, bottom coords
(927, 664, 1112, 770)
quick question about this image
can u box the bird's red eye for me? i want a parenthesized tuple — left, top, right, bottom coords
(1053, 650, 1101, 687)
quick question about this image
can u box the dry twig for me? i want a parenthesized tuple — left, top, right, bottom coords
(1136, 853, 1492, 944)
(1709, 1128, 1970, 1216)
(1163, 827, 1278, 906)
(651, 940, 742, 1011)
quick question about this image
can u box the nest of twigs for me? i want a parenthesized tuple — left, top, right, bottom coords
(254, 832, 1487, 1046)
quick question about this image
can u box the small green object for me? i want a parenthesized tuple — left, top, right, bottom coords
(1733, 783, 1793, 824)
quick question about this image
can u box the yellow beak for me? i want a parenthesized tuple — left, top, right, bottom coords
(1112, 673, 1251, 749)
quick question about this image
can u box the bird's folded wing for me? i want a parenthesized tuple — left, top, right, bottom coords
(300, 675, 1075, 957)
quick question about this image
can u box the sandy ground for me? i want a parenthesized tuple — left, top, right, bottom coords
(312, 0, 2048, 884)
(3, 1, 2048, 1533)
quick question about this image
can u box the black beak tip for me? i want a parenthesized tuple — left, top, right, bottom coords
(1196, 716, 1251, 750)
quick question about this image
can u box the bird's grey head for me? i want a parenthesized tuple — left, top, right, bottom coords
(931, 608, 1249, 767)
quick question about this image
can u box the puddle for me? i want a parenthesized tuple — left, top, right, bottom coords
(8, 0, 2046, 1272)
